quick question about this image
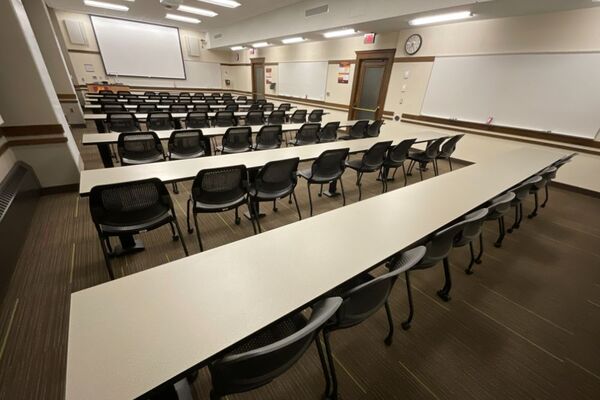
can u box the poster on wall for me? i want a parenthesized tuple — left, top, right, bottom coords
(337, 62, 350, 84)
(266, 67, 272, 84)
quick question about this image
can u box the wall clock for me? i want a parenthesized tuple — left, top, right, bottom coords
(405, 34, 422, 55)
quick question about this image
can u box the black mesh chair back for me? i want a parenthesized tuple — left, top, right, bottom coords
(136, 104, 157, 113)
(245, 110, 265, 125)
(439, 134, 464, 158)
(224, 99, 236, 105)
(144, 91, 155, 96)
(308, 109, 324, 123)
(553, 153, 575, 169)
(206, 99, 218, 105)
(310, 148, 349, 182)
(538, 166, 558, 187)
(102, 104, 126, 112)
(191, 165, 247, 208)
(512, 176, 542, 202)
(237, 95, 247, 102)
(454, 208, 489, 247)
(222, 92, 232, 98)
(290, 110, 307, 123)
(117, 90, 131, 96)
(278, 103, 291, 111)
(161, 99, 175, 104)
(417, 219, 470, 269)
(168, 130, 210, 160)
(106, 113, 140, 132)
(148, 95, 161, 100)
(128, 98, 145, 105)
(158, 92, 169, 96)
(215, 111, 237, 127)
(225, 103, 239, 112)
(117, 132, 165, 165)
(367, 120, 384, 137)
(256, 99, 267, 105)
(208, 297, 342, 398)
(424, 137, 446, 159)
(185, 112, 210, 129)
(179, 92, 190, 97)
(194, 104, 212, 112)
(193, 93, 205, 99)
(178, 98, 192, 105)
(222, 127, 252, 153)
(99, 89, 113, 94)
(99, 97, 118, 104)
(169, 104, 189, 114)
(318, 122, 340, 143)
(146, 112, 175, 131)
(261, 103, 274, 112)
(349, 120, 369, 139)
(255, 125, 282, 150)
(254, 157, 300, 198)
(248, 103, 261, 111)
(487, 192, 515, 219)
(166, 95, 179, 101)
(123, 94, 138, 100)
(268, 110, 286, 125)
(386, 138, 416, 166)
(292, 123, 320, 146)
(330, 247, 425, 330)
(361, 141, 393, 170)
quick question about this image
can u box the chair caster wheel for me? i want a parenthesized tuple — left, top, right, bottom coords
(273, 207, 278, 212)
(494, 242, 502, 248)
(437, 290, 451, 302)
(235, 217, 241, 225)
(384, 336, 393, 346)
(173, 189, 179, 195)
(172, 235, 179, 242)
(507, 229, 513, 233)
(465, 269, 474, 275)
(528, 214, 536, 219)
(401, 322, 411, 330)
(187, 228, 194, 234)
(475, 259, 482, 264)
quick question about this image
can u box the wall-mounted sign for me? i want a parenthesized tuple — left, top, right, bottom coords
(266, 67, 273, 84)
(363, 33, 376, 44)
(337, 62, 350, 84)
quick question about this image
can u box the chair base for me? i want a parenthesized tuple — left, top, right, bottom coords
(108, 237, 145, 257)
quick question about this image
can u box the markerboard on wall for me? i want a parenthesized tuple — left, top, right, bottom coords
(421, 53, 600, 139)
(278, 62, 328, 101)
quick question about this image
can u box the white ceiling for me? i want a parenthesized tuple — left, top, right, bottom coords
(45, 0, 305, 31)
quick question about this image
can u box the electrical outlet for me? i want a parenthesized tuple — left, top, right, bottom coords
(399, 98, 403, 104)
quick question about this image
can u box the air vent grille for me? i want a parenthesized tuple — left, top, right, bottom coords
(214, 33, 223, 39)
(305, 4, 329, 17)
(0, 165, 26, 220)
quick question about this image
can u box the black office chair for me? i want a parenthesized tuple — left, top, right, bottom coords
(179, 92, 190, 97)
(542, 154, 574, 208)
(288, 123, 320, 146)
(290, 110, 307, 123)
(245, 110, 265, 126)
(454, 208, 489, 275)
(128, 98, 145, 105)
(169, 104, 189, 114)
(254, 125, 282, 150)
(146, 112, 176, 131)
(381, 138, 417, 190)
(318, 122, 339, 143)
(298, 148, 349, 216)
(158, 91, 169, 96)
(436, 134, 464, 171)
(144, 91, 155, 96)
(101, 104, 126, 113)
(117, 132, 165, 165)
(206, 99, 218, 105)
(124, 94, 138, 100)
(187, 165, 255, 251)
(248, 103, 261, 111)
(99, 97, 118, 105)
(268, 110, 286, 125)
(99, 89, 113, 94)
(528, 166, 558, 218)
(255, 99, 267, 105)
(148, 95, 161, 101)
(507, 176, 542, 233)
(321, 247, 425, 399)
(485, 192, 515, 248)
(194, 104, 212, 112)
(278, 103, 291, 111)
(225, 103, 239, 112)
(185, 112, 210, 129)
(366, 120, 384, 137)
(89, 178, 188, 280)
(193, 93, 205, 99)
(308, 109, 324, 123)
(218, 127, 252, 154)
(237, 95, 247, 102)
(338, 120, 369, 140)
(407, 137, 446, 179)
(117, 90, 131, 97)
(261, 103, 274, 112)
(222, 92, 232, 98)
(207, 297, 342, 400)
(214, 111, 237, 127)
(248, 158, 302, 233)
(345, 141, 392, 200)
(106, 112, 141, 132)
(161, 99, 175, 104)
(168, 129, 210, 160)
(136, 104, 158, 113)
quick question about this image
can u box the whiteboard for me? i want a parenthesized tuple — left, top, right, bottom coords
(421, 53, 600, 139)
(279, 62, 328, 101)
(91, 16, 185, 79)
(184, 61, 221, 88)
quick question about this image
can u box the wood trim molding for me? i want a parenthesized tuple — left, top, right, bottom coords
(57, 93, 78, 101)
(402, 114, 600, 149)
(6, 137, 68, 147)
(221, 63, 251, 67)
(328, 60, 355, 65)
(551, 181, 600, 199)
(40, 183, 79, 195)
(0, 141, 9, 158)
(250, 57, 265, 64)
(67, 49, 100, 55)
(0, 124, 64, 137)
(401, 118, 600, 156)
(394, 56, 435, 63)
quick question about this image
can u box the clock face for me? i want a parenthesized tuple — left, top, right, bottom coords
(405, 34, 422, 55)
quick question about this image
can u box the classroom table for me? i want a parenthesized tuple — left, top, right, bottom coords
(66, 146, 566, 400)
(83, 111, 299, 121)
(83, 103, 296, 111)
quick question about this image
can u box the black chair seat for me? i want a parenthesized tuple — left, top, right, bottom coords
(216, 145, 251, 154)
(99, 209, 173, 234)
(408, 150, 428, 162)
(298, 168, 341, 183)
(194, 195, 247, 211)
(249, 185, 294, 200)
(345, 159, 379, 172)
(170, 149, 205, 160)
(121, 154, 165, 165)
(255, 143, 279, 150)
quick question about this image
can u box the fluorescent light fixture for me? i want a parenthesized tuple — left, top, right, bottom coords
(165, 13, 201, 24)
(409, 11, 473, 26)
(178, 5, 218, 17)
(323, 29, 356, 38)
(83, 0, 129, 11)
(230, 46, 245, 51)
(196, 0, 241, 8)
(252, 42, 270, 48)
(281, 37, 305, 44)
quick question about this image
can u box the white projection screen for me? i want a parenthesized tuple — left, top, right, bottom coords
(91, 16, 186, 79)
(279, 62, 328, 101)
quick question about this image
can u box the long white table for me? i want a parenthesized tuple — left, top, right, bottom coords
(84, 111, 299, 121)
(66, 146, 565, 400)
(84, 103, 296, 111)
(79, 131, 444, 195)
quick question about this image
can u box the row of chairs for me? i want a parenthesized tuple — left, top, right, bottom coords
(96, 97, 247, 105)
(98, 89, 236, 99)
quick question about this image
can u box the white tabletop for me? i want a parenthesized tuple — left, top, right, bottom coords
(81, 121, 365, 145)
(78, 131, 443, 195)
(86, 98, 246, 105)
(83, 111, 304, 121)
(84, 104, 296, 110)
(67, 146, 565, 400)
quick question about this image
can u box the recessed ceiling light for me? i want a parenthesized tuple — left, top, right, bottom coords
(252, 42, 270, 48)
(195, 0, 241, 8)
(165, 13, 201, 24)
(323, 29, 357, 38)
(409, 11, 473, 26)
(281, 37, 305, 44)
(177, 5, 218, 17)
(230, 46, 245, 51)
(83, 0, 129, 11)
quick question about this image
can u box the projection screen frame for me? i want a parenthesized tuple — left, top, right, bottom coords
(90, 15, 187, 80)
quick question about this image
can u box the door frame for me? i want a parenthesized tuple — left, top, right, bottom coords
(250, 57, 265, 100)
(348, 49, 396, 120)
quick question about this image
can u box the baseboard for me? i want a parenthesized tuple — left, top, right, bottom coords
(40, 183, 79, 195)
(70, 123, 87, 129)
(550, 181, 600, 199)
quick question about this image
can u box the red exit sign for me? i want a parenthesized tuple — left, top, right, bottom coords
(363, 33, 376, 44)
